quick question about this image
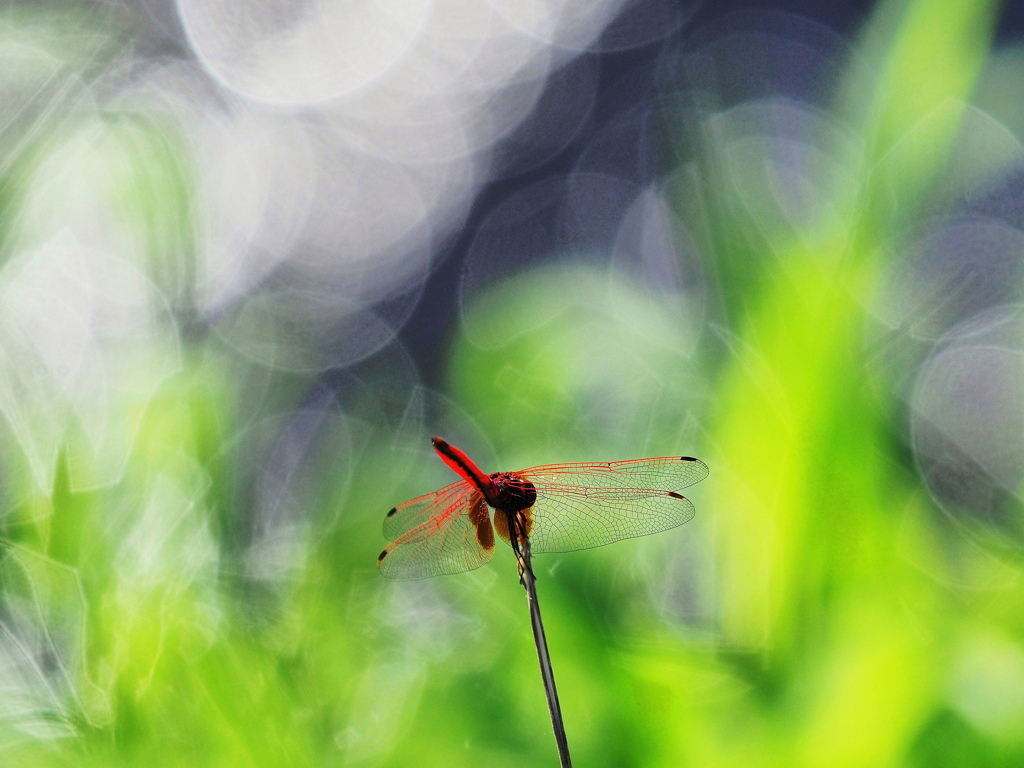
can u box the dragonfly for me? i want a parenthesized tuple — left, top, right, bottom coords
(378, 437, 709, 580)
(378, 437, 708, 768)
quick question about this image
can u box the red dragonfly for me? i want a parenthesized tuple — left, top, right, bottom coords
(378, 437, 709, 580)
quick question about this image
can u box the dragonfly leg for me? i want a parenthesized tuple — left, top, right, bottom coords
(504, 509, 534, 586)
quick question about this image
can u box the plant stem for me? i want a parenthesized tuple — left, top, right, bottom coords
(507, 510, 573, 768)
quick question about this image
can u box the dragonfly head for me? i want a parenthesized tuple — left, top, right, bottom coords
(489, 471, 537, 512)
(490, 471, 536, 545)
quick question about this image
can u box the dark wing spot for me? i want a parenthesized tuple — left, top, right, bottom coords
(667, 491, 685, 499)
(469, 497, 495, 550)
(680, 456, 699, 462)
(377, 549, 389, 563)
(385, 507, 397, 518)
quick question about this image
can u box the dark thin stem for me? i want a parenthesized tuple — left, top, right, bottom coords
(506, 510, 573, 768)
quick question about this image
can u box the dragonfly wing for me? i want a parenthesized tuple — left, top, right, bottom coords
(383, 479, 474, 539)
(378, 492, 495, 580)
(521, 456, 707, 553)
(525, 456, 709, 494)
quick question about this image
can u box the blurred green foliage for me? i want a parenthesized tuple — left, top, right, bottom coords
(1, 0, 1023, 766)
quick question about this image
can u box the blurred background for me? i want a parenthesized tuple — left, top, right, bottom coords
(1, 0, 1023, 765)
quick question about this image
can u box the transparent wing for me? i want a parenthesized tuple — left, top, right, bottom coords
(383, 479, 475, 539)
(521, 456, 708, 553)
(378, 493, 494, 580)
(524, 456, 709, 493)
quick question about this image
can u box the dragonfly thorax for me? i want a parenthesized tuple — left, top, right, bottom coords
(488, 471, 537, 512)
